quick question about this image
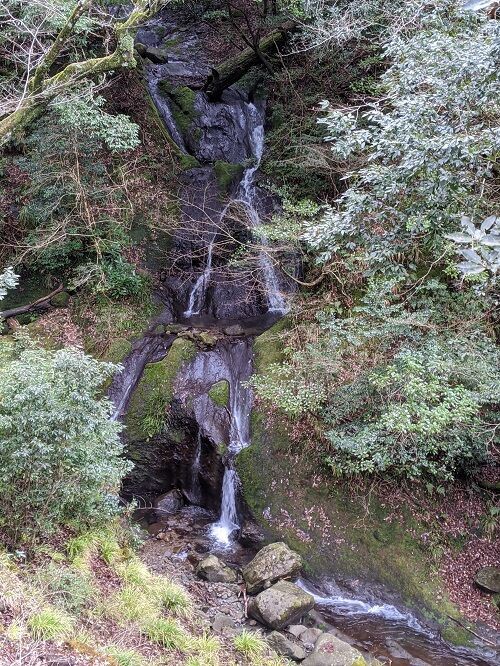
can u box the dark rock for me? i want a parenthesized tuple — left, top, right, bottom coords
(196, 555, 237, 583)
(239, 520, 266, 549)
(136, 42, 169, 64)
(153, 489, 184, 517)
(248, 580, 314, 630)
(267, 631, 307, 661)
(242, 542, 302, 595)
(475, 566, 500, 593)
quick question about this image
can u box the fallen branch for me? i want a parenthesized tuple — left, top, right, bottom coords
(203, 21, 298, 101)
(446, 615, 497, 648)
(0, 284, 64, 321)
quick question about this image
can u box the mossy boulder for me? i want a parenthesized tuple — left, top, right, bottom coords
(196, 555, 237, 583)
(158, 82, 197, 137)
(208, 380, 230, 408)
(50, 291, 70, 308)
(125, 337, 196, 440)
(214, 160, 244, 193)
(475, 566, 500, 594)
(242, 542, 302, 595)
(248, 580, 314, 630)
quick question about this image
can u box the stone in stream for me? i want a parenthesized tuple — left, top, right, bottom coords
(267, 631, 307, 662)
(196, 555, 237, 583)
(248, 580, 314, 630)
(474, 566, 500, 593)
(135, 42, 169, 64)
(242, 542, 302, 594)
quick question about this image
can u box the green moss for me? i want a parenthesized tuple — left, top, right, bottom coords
(158, 83, 197, 138)
(180, 154, 200, 170)
(208, 379, 230, 407)
(104, 338, 133, 363)
(50, 291, 70, 307)
(214, 160, 244, 193)
(125, 338, 196, 440)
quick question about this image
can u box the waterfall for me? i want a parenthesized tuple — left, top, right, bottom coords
(210, 340, 253, 546)
(188, 430, 202, 504)
(236, 103, 288, 314)
(184, 240, 214, 316)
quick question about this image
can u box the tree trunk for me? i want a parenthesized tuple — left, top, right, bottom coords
(203, 21, 297, 101)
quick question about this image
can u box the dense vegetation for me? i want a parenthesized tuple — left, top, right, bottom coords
(0, 0, 498, 658)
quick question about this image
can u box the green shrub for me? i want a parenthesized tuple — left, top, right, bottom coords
(0, 336, 129, 548)
(142, 617, 188, 650)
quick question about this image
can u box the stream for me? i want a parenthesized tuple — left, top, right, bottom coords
(108, 8, 498, 665)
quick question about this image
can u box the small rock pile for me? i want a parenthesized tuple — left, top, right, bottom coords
(196, 542, 380, 665)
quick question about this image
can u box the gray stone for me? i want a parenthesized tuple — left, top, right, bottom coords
(153, 489, 184, 516)
(248, 580, 314, 630)
(223, 324, 245, 336)
(135, 43, 169, 64)
(474, 566, 500, 594)
(288, 624, 307, 638)
(242, 542, 302, 594)
(212, 612, 237, 635)
(267, 631, 307, 661)
(299, 627, 323, 645)
(196, 555, 237, 583)
(304, 633, 366, 665)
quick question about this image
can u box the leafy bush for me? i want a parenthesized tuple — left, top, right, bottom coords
(325, 336, 499, 480)
(0, 335, 129, 548)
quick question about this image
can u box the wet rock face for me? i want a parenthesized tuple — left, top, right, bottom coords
(123, 400, 224, 512)
(242, 541, 303, 594)
(248, 579, 315, 629)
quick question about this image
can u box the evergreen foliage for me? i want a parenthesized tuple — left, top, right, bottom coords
(0, 334, 128, 547)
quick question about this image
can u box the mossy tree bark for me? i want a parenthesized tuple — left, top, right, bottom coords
(0, 1, 162, 146)
(204, 21, 298, 101)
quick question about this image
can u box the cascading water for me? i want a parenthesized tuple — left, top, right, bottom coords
(210, 340, 253, 546)
(235, 103, 288, 314)
(184, 240, 214, 316)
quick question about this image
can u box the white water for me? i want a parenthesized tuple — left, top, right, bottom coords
(297, 578, 430, 635)
(210, 341, 253, 546)
(236, 104, 288, 314)
(184, 240, 214, 316)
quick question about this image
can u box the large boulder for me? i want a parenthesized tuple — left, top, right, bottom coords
(267, 631, 307, 662)
(196, 555, 237, 583)
(242, 542, 302, 594)
(248, 580, 314, 630)
(153, 489, 184, 517)
(474, 566, 500, 594)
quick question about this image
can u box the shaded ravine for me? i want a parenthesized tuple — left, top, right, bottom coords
(108, 9, 497, 666)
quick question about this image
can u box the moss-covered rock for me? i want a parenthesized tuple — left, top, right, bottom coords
(208, 379, 230, 408)
(214, 160, 244, 193)
(158, 82, 197, 138)
(125, 337, 196, 440)
(50, 291, 70, 308)
(104, 338, 133, 364)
